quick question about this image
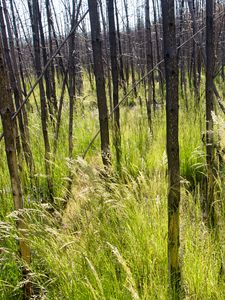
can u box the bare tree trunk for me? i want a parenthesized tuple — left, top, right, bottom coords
(0, 38, 32, 300)
(145, 0, 153, 130)
(2, 0, 35, 180)
(205, 0, 215, 227)
(123, 0, 137, 98)
(107, 0, 121, 172)
(68, 0, 76, 159)
(37, 2, 56, 119)
(30, 0, 54, 200)
(115, 0, 127, 95)
(161, 0, 181, 297)
(45, 0, 57, 112)
(88, 0, 111, 166)
(187, 0, 200, 104)
(99, 0, 113, 116)
(152, 0, 164, 96)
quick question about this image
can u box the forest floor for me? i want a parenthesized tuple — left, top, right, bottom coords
(0, 79, 225, 299)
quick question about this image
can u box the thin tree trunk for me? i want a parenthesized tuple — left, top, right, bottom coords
(205, 0, 215, 227)
(37, 2, 56, 119)
(0, 38, 32, 300)
(145, 0, 153, 130)
(30, 0, 54, 200)
(161, 0, 181, 297)
(99, 0, 113, 116)
(107, 0, 121, 172)
(152, 0, 164, 96)
(123, 0, 137, 98)
(45, 0, 57, 112)
(115, 0, 127, 95)
(88, 0, 111, 166)
(187, 0, 200, 104)
(0, 2, 34, 177)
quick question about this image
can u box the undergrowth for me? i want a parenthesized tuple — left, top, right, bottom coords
(0, 79, 225, 299)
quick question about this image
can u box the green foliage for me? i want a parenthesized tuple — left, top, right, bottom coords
(0, 78, 225, 299)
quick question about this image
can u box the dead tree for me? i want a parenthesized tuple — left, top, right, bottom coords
(161, 0, 181, 297)
(99, 0, 113, 115)
(123, 0, 137, 97)
(88, 0, 111, 166)
(68, 0, 76, 165)
(0, 37, 32, 300)
(0, 3, 37, 190)
(115, 0, 126, 95)
(187, 0, 200, 104)
(107, 0, 121, 171)
(205, 0, 215, 227)
(145, 0, 154, 130)
(29, 0, 54, 200)
(45, 0, 57, 111)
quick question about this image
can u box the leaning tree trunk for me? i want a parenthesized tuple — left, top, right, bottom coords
(0, 37, 32, 300)
(161, 0, 181, 297)
(107, 0, 121, 172)
(88, 0, 111, 166)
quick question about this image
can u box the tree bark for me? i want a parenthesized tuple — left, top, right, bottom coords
(29, 0, 54, 200)
(145, 0, 154, 130)
(0, 37, 32, 300)
(88, 0, 111, 166)
(205, 0, 215, 227)
(107, 0, 121, 172)
(123, 0, 137, 98)
(161, 0, 181, 297)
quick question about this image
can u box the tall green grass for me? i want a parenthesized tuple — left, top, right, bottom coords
(0, 78, 225, 299)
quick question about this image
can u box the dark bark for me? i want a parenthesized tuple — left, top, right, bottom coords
(145, 0, 154, 130)
(99, 0, 113, 116)
(115, 0, 126, 95)
(123, 0, 137, 98)
(45, 0, 57, 112)
(0, 37, 32, 300)
(29, 0, 54, 200)
(161, 0, 181, 297)
(187, 0, 200, 104)
(107, 0, 121, 171)
(88, 0, 111, 166)
(205, 0, 215, 227)
(0, 1, 34, 177)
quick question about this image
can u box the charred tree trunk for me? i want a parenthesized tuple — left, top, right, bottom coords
(0, 37, 32, 300)
(88, 0, 111, 166)
(145, 0, 154, 130)
(161, 0, 181, 297)
(0, 1, 35, 179)
(107, 0, 121, 172)
(187, 0, 200, 104)
(45, 0, 57, 112)
(30, 0, 53, 200)
(205, 0, 215, 227)
(115, 0, 126, 95)
(37, 2, 56, 119)
(99, 0, 113, 116)
(123, 0, 137, 98)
